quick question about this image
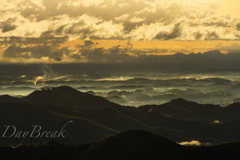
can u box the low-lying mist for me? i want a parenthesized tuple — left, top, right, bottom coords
(1, 65, 240, 107)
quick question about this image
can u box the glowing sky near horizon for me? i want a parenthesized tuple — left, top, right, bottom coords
(1, 0, 240, 63)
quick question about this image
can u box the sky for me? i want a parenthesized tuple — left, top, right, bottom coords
(1, 0, 240, 64)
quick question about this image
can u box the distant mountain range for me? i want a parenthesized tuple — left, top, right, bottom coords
(0, 86, 240, 146)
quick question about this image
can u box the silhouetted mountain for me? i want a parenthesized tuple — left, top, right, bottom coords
(24, 86, 121, 109)
(0, 95, 26, 103)
(0, 102, 117, 146)
(79, 130, 240, 160)
(1, 86, 240, 146)
(0, 102, 195, 145)
(77, 107, 195, 142)
(80, 130, 181, 160)
(0, 130, 239, 160)
(217, 103, 240, 121)
(117, 107, 240, 142)
(138, 98, 223, 122)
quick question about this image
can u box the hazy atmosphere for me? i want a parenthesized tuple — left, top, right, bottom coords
(2, 1, 240, 159)
(1, 64, 240, 106)
(2, 0, 240, 107)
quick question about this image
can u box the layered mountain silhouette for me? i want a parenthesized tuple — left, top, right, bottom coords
(1, 86, 240, 146)
(0, 130, 239, 160)
(25, 86, 121, 109)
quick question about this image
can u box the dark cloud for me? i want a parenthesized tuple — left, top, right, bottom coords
(236, 23, 240, 31)
(0, 36, 68, 44)
(155, 22, 182, 40)
(40, 21, 94, 38)
(62, 20, 95, 35)
(206, 31, 219, 40)
(2, 43, 70, 61)
(68, 44, 240, 68)
(78, 45, 134, 63)
(0, 18, 17, 33)
(2, 43, 30, 58)
(55, 25, 66, 35)
(3, 39, 240, 69)
(194, 32, 203, 40)
(40, 30, 55, 37)
(84, 40, 94, 46)
(53, 57, 62, 61)
(88, 35, 126, 40)
(203, 22, 230, 28)
(122, 22, 143, 33)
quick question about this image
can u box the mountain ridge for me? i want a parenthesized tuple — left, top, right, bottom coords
(0, 130, 239, 160)
(1, 86, 240, 145)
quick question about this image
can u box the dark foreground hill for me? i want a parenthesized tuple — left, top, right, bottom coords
(1, 86, 240, 145)
(0, 130, 239, 160)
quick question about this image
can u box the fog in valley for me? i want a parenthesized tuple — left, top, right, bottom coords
(1, 64, 240, 107)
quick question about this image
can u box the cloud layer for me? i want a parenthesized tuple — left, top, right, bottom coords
(2, 39, 240, 66)
(1, 0, 240, 41)
(1, 0, 240, 64)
